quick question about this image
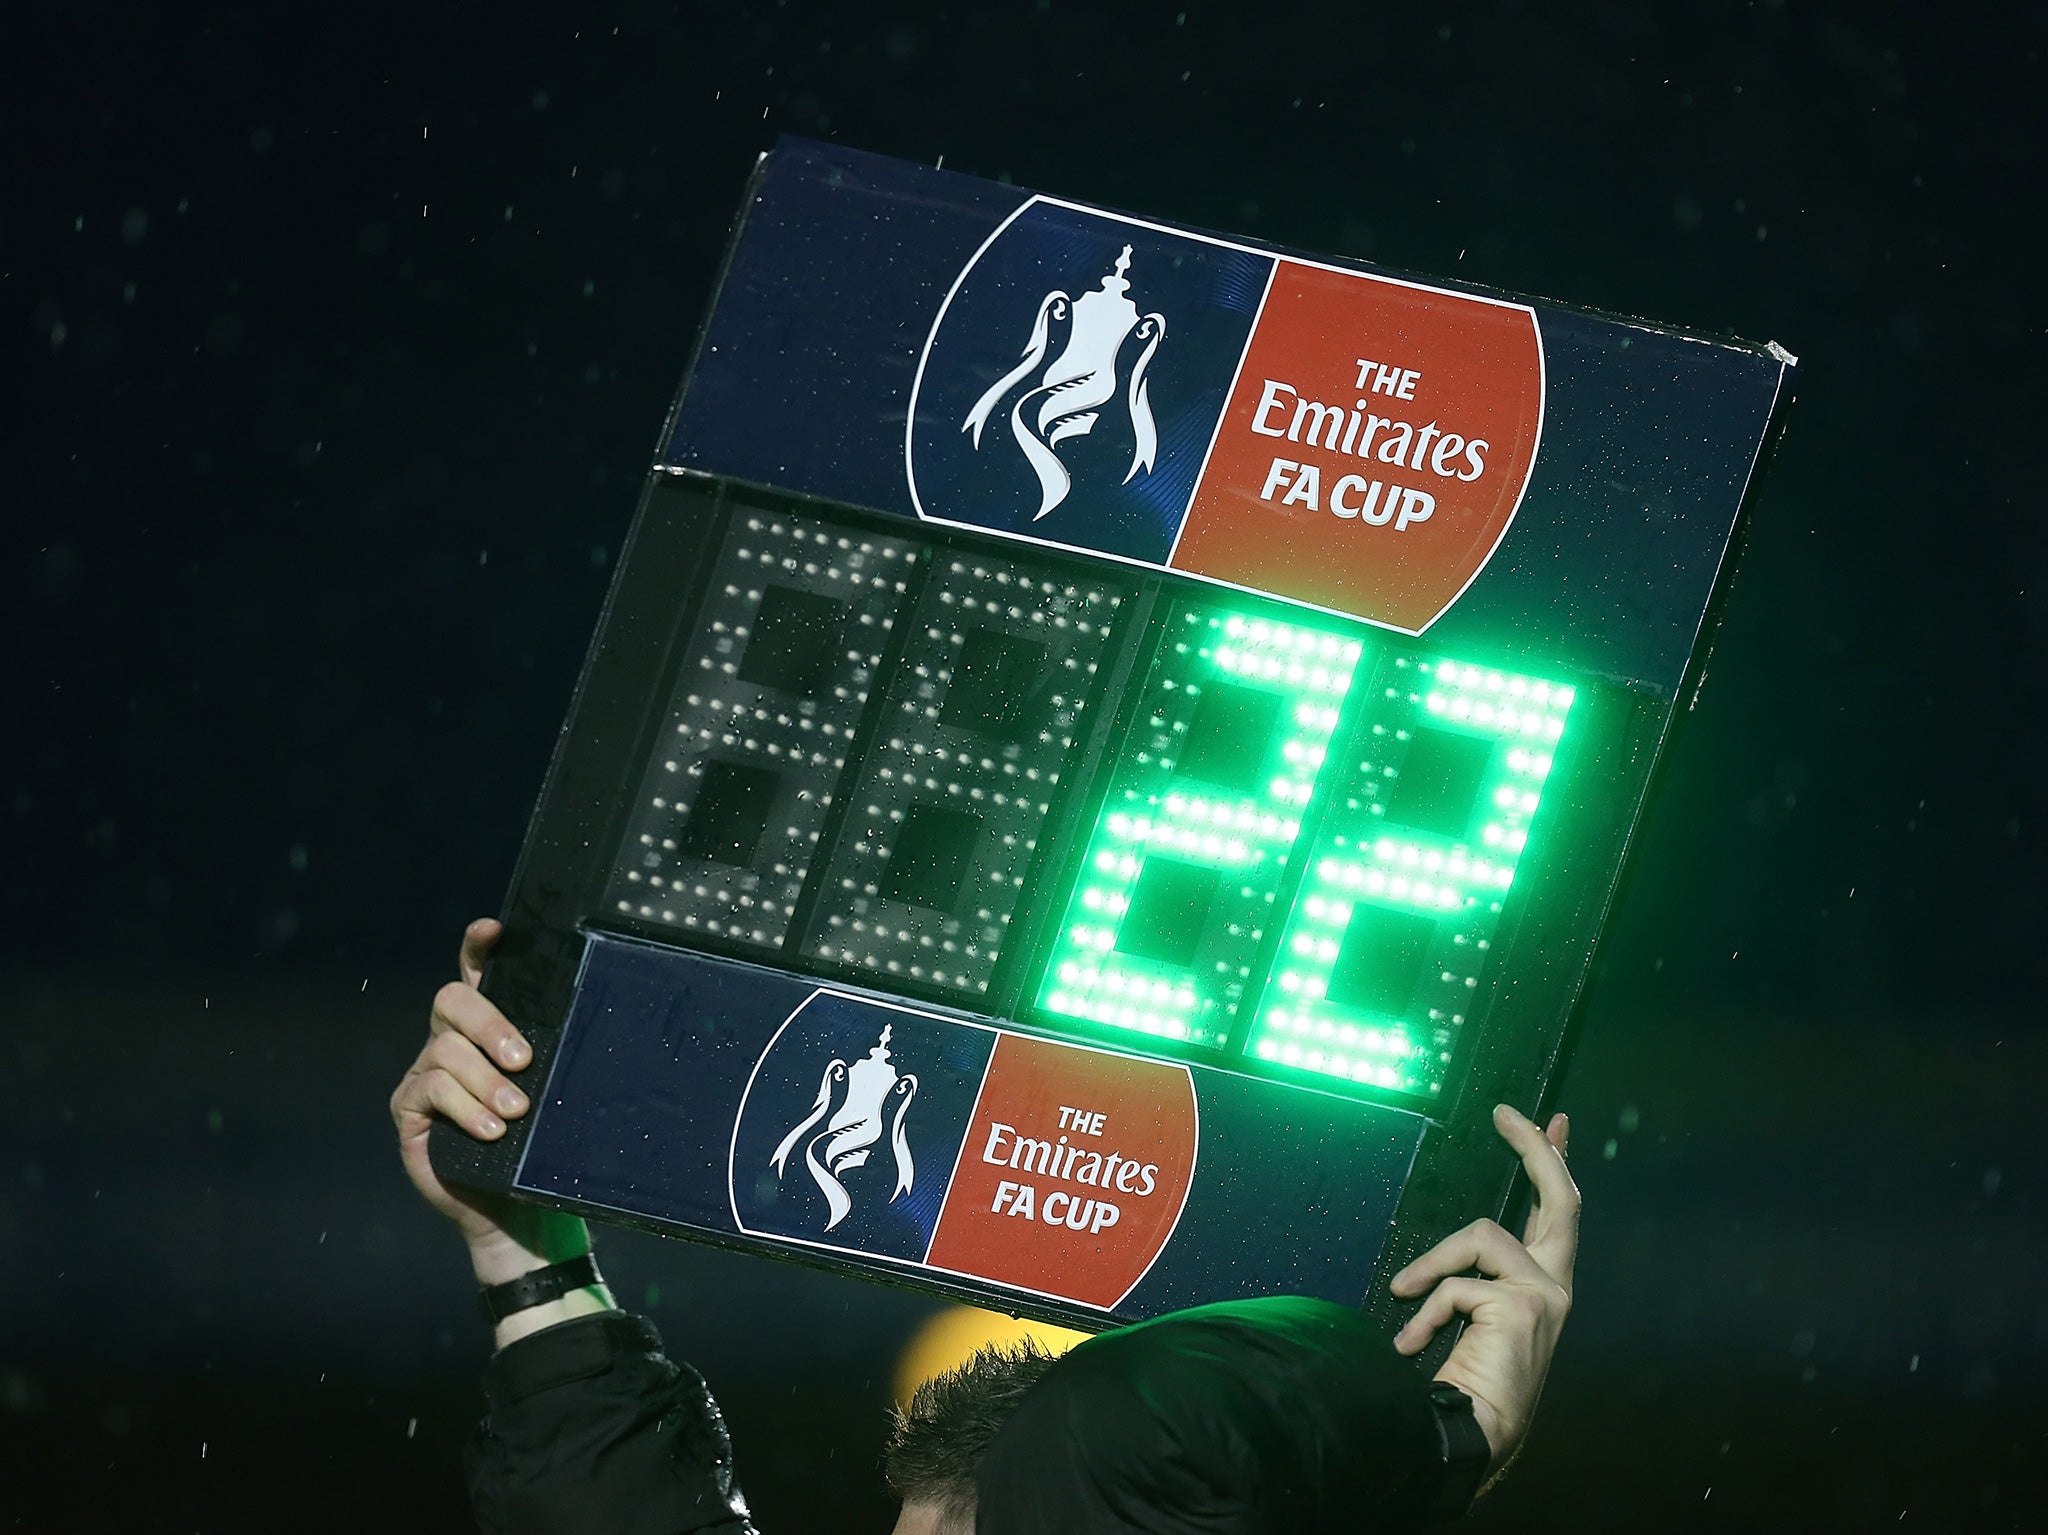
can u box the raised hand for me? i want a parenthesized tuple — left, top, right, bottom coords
(390, 918, 590, 1288)
(1388, 1103, 1578, 1481)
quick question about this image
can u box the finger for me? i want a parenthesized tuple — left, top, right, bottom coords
(1391, 1276, 1490, 1355)
(394, 1064, 505, 1141)
(459, 918, 503, 988)
(1495, 1103, 1581, 1289)
(1524, 1113, 1570, 1243)
(429, 980, 532, 1072)
(422, 1066, 507, 1140)
(429, 1028, 530, 1121)
(1390, 1218, 1548, 1296)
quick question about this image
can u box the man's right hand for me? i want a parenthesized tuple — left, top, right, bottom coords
(1387, 1103, 1579, 1489)
(390, 918, 593, 1292)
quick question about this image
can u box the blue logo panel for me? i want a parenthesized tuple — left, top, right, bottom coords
(908, 201, 1272, 564)
(519, 936, 1430, 1319)
(730, 994, 996, 1262)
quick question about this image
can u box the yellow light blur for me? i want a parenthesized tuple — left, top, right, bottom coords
(892, 1304, 1090, 1407)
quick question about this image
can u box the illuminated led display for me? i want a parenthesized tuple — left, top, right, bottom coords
(1244, 655, 1574, 1099)
(1033, 604, 1364, 1047)
(803, 555, 1127, 995)
(606, 511, 921, 949)
(596, 497, 1580, 1107)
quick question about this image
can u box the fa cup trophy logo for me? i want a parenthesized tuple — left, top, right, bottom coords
(962, 244, 1167, 520)
(769, 1024, 919, 1232)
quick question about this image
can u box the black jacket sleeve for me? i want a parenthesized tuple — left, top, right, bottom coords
(466, 1311, 758, 1535)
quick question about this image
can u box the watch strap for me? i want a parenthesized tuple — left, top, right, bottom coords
(1423, 1380, 1492, 1520)
(477, 1252, 604, 1326)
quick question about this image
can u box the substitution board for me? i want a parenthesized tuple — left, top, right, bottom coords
(433, 140, 1795, 1334)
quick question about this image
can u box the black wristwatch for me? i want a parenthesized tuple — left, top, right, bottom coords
(477, 1252, 605, 1326)
(1422, 1381, 1492, 1520)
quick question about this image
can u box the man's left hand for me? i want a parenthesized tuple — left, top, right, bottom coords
(1388, 1103, 1578, 1480)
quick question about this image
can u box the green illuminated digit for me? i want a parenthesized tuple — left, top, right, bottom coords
(1034, 605, 1365, 1046)
(1247, 655, 1576, 1098)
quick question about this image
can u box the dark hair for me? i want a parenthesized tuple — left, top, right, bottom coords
(884, 1339, 1060, 1529)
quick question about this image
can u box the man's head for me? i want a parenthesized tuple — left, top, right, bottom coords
(885, 1338, 1060, 1535)
(971, 1298, 1444, 1535)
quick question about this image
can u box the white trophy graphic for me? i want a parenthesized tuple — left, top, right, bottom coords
(961, 244, 1167, 520)
(768, 1024, 919, 1232)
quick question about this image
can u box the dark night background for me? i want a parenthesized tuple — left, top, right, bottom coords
(4, 1, 2044, 1529)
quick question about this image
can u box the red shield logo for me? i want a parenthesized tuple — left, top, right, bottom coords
(925, 1034, 1197, 1310)
(1170, 260, 1544, 633)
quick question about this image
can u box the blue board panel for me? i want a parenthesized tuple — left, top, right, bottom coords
(517, 934, 1426, 1321)
(666, 138, 1787, 690)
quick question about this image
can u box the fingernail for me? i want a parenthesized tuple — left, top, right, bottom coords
(501, 1040, 530, 1068)
(479, 1114, 504, 1136)
(496, 1086, 527, 1114)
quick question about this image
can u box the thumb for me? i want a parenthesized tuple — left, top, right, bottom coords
(460, 918, 503, 988)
